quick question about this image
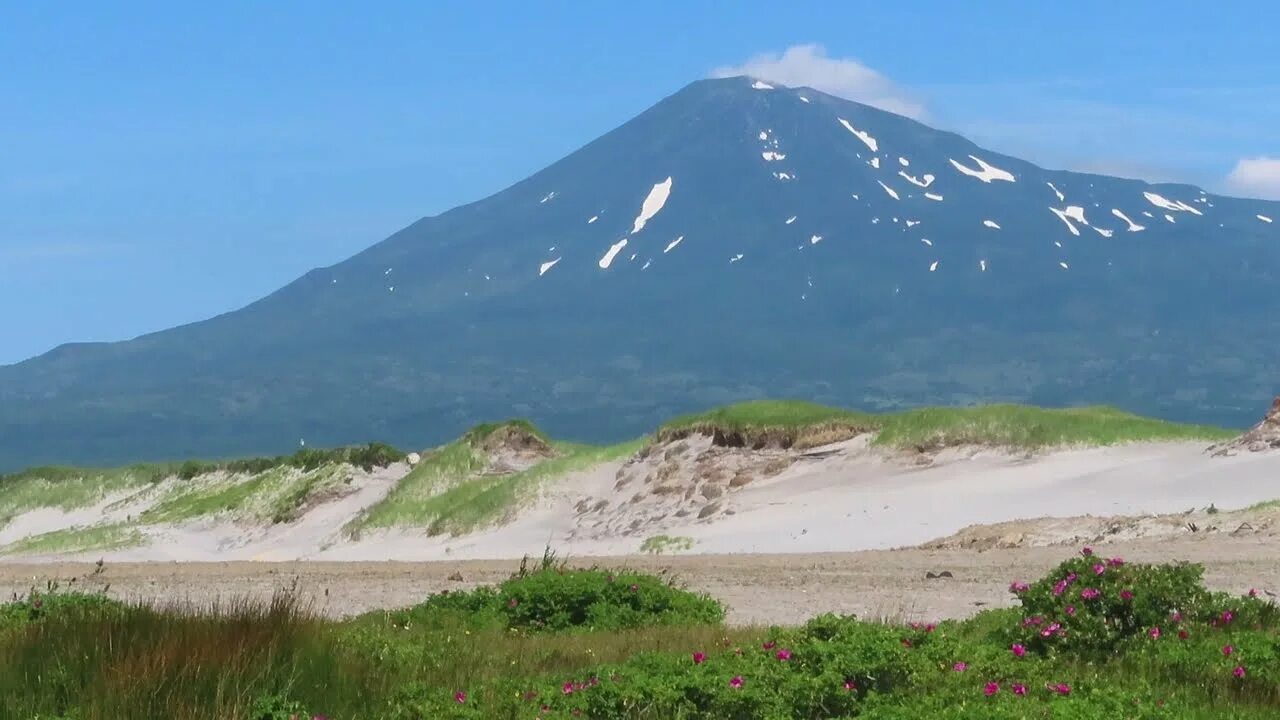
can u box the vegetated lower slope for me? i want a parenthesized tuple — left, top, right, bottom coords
(0, 443, 408, 556)
(2, 550, 1278, 719)
(4, 76, 1280, 472)
(349, 420, 644, 537)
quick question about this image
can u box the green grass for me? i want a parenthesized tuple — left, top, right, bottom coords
(661, 399, 1233, 450)
(0, 523, 145, 556)
(0, 465, 172, 529)
(871, 404, 1235, 450)
(418, 439, 645, 536)
(140, 469, 284, 524)
(349, 439, 489, 532)
(1246, 498, 1280, 512)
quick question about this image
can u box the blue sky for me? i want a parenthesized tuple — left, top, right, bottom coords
(3, 1, 1279, 365)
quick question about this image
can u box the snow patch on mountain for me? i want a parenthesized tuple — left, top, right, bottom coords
(539, 258, 561, 276)
(664, 235, 684, 253)
(599, 239, 628, 269)
(983, 220, 1001, 229)
(877, 181, 900, 200)
(837, 118, 878, 152)
(1111, 209, 1146, 232)
(1049, 207, 1082, 236)
(631, 177, 673, 233)
(1144, 192, 1203, 216)
(898, 171, 935, 188)
(950, 155, 1016, 183)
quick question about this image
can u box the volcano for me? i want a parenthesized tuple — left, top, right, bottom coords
(3, 76, 1279, 470)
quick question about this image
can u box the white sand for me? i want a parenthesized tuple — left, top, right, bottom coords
(5, 442, 1280, 563)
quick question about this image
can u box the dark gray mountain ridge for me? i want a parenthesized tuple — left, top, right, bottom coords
(3, 76, 1278, 470)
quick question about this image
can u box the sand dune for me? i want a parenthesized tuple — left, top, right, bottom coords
(4, 435, 1280, 563)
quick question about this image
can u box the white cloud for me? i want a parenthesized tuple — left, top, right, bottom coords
(1226, 157, 1280, 200)
(711, 44, 925, 119)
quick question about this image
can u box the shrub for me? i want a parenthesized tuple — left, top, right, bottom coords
(0, 590, 126, 630)
(1010, 552, 1214, 655)
(408, 567, 725, 633)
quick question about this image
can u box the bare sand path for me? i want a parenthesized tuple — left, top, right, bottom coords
(3, 535, 1276, 626)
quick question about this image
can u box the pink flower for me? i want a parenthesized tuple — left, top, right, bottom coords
(1011, 643, 1026, 658)
(776, 649, 792, 661)
(1092, 564, 1106, 576)
(1065, 605, 1077, 616)
(692, 652, 706, 665)
(454, 691, 466, 704)
(1148, 627, 1161, 639)
(843, 679, 857, 691)
(1120, 589, 1134, 601)
(729, 675, 744, 689)
(1248, 588, 1258, 598)
(628, 584, 639, 593)
(1051, 683, 1071, 696)
(1081, 547, 1094, 556)
(1171, 611, 1183, 623)
(1040, 622, 1061, 638)
(1221, 610, 1235, 625)
(1081, 588, 1100, 600)
(562, 682, 575, 695)
(1107, 557, 1125, 567)
(984, 682, 1000, 696)
(1234, 666, 1246, 679)
(925, 623, 937, 633)
(762, 640, 776, 650)
(953, 662, 968, 672)
(1052, 580, 1068, 596)
(1009, 581, 1030, 594)
(508, 597, 519, 609)
(1023, 616, 1045, 627)
(1012, 683, 1027, 696)
(1222, 645, 1234, 656)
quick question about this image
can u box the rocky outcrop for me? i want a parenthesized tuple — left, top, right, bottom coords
(1211, 396, 1280, 456)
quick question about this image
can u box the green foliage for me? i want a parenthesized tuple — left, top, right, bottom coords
(0, 589, 126, 631)
(406, 565, 725, 633)
(2, 552, 1280, 719)
(1011, 552, 1216, 655)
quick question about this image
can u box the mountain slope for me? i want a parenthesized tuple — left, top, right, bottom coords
(3, 76, 1279, 470)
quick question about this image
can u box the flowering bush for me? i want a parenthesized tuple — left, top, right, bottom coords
(1009, 553, 1214, 655)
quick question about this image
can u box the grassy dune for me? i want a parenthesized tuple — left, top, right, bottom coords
(661, 400, 1234, 450)
(0, 402, 1242, 554)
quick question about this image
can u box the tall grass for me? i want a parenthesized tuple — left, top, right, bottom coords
(0, 589, 763, 720)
